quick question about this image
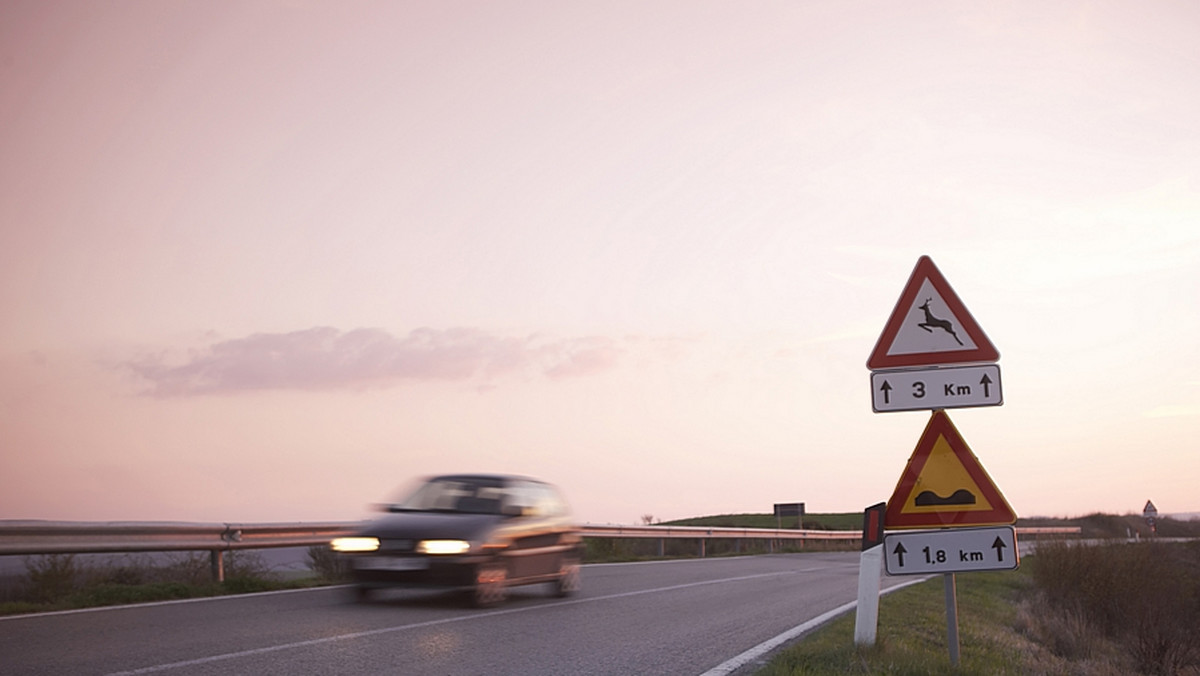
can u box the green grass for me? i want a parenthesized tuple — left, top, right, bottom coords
(670, 511, 1200, 539)
(663, 512, 863, 531)
(759, 541, 1200, 675)
(759, 568, 1056, 675)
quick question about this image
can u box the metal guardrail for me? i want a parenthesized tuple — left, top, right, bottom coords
(0, 521, 354, 556)
(0, 521, 1080, 581)
(583, 524, 858, 540)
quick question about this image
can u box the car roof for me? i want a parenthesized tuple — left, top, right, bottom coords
(427, 473, 548, 485)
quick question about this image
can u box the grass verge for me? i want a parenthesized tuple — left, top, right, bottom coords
(758, 566, 1075, 675)
(760, 542, 1200, 675)
(0, 550, 339, 617)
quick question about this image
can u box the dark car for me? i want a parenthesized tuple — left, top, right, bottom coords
(331, 474, 582, 607)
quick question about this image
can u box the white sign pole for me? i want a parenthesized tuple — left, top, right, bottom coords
(854, 546, 883, 646)
(854, 503, 887, 646)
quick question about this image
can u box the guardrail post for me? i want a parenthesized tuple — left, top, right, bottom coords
(210, 550, 224, 582)
(699, 538, 706, 558)
(657, 538, 664, 557)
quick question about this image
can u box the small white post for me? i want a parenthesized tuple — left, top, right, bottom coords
(854, 545, 884, 645)
(854, 502, 887, 646)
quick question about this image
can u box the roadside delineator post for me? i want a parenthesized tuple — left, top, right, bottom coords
(854, 502, 887, 646)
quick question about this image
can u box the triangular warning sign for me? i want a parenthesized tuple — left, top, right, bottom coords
(867, 256, 999, 369)
(885, 410, 1016, 529)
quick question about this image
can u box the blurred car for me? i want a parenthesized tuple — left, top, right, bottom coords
(331, 474, 582, 607)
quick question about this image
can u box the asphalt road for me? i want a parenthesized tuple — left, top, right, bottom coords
(1, 553, 919, 675)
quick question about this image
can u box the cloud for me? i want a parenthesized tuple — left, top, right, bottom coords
(125, 327, 624, 396)
(1144, 403, 1200, 419)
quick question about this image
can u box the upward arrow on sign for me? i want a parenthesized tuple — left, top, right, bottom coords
(867, 256, 999, 369)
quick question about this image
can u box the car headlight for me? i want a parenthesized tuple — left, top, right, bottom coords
(417, 539, 471, 555)
(331, 537, 381, 553)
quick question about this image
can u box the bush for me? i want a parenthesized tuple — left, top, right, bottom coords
(222, 551, 271, 580)
(1032, 541, 1200, 674)
(306, 546, 350, 581)
(24, 554, 80, 603)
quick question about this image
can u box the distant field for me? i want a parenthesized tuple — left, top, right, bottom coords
(661, 512, 862, 530)
(664, 511, 1200, 539)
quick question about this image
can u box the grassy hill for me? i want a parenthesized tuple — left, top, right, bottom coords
(661, 512, 861, 530)
(662, 512, 1200, 538)
(1017, 512, 1200, 539)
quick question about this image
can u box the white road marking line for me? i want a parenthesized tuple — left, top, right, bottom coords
(697, 576, 932, 676)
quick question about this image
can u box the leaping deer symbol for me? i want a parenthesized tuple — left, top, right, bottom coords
(917, 298, 963, 346)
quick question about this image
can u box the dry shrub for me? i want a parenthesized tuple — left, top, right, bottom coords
(24, 554, 81, 603)
(306, 545, 351, 581)
(1032, 541, 1200, 675)
(1016, 597, 1101, 662)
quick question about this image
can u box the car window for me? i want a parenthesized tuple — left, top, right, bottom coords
(535, 484, 569, 517)
(394, 478, 505, 514)
(504, 482, 540, 516)
(505, 481, 568, 518)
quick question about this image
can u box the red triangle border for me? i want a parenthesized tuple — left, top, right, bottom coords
(867, 256, 999, 369)
(885, 410, 1016, 529)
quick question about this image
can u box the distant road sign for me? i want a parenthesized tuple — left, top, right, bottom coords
(884, 526, 1018, 575)
(871, 364, 1002, 413)
(773, 503, 804, 517)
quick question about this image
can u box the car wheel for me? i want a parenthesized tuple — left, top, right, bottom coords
(471, 560, 508, 608)
(554, 557, 581, 597)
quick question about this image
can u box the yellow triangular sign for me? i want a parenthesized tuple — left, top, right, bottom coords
(885, 410, 1016, 529)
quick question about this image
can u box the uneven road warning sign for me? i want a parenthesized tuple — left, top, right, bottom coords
(885, 410, 1015, 529)
(867, 256, 999, 369)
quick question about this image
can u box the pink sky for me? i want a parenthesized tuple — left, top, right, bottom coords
(2, 1, 1199, 525)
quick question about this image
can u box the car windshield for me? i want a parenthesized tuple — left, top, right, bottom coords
(391, 477, 507, 515)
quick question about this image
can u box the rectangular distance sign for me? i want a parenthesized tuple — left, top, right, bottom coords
(884, 526, 1018, 575)
(871, 364, 1001, 413)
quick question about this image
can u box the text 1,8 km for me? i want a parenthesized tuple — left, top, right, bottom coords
(883, 526, 1019, 576)
(870, 364, 1002, 413)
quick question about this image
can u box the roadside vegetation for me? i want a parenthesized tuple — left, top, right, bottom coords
(760, 539, 1200, 675)
(0, 550, 336, 616)
(664, 511, 863, 531)
(586, 512, 863, 562)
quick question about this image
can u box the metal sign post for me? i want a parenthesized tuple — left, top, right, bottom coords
(944, 573, 960, 667)
(773, 502, 804, 529)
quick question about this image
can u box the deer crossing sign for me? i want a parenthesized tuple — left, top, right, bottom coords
(866, 256, 998, 370)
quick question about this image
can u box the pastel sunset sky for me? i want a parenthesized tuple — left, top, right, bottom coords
(2, 1, 1198, 525)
